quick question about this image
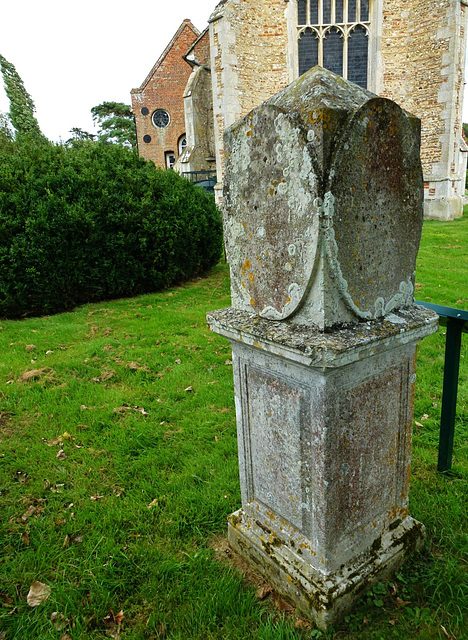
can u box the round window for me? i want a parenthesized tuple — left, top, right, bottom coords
(152, 109, 170, 128)
(143, 134, 152, 143)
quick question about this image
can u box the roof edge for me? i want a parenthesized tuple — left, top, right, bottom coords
(138, 19, 200, 92)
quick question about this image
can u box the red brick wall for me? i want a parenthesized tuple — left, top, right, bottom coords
(131, 22, 199, 168)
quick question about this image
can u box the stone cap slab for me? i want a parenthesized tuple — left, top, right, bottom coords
(207, 305, 438, 369)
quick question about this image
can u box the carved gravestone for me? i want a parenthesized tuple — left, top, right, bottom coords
(207, 68, 438, 629)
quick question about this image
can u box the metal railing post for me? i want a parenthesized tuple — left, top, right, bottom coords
(438, 318, 464, 472)
(415, 300, 467, 472)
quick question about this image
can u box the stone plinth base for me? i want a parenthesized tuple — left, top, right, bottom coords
(207, 305, 438, 629)
(228, 508, 424, 630)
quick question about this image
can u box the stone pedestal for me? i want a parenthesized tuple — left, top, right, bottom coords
(208, 306, 437, 628)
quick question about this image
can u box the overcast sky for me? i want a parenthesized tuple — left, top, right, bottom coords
(1, 1, 467, 142)
(0, 0, 216, 142)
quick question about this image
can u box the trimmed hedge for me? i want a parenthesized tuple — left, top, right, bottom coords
(0, 140, 223, 318)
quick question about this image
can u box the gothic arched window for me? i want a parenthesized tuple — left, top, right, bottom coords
(297, 0, 370, 89)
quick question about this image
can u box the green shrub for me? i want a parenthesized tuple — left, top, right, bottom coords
(0, 139, 223, 317)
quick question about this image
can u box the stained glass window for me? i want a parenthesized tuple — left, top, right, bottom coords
(297, 0, 371, 88)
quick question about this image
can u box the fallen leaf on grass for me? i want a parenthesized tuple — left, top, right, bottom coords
(295, 618, 310, 630)
(22, 531, 30, 546)
(225, 359, 233, 365)
(45, 350, 54, 355)
(147, 499, 159, 509)
(272, 592, 294, 612)
(27, 581, 51, 607)
(415, 421, 424, 428)
(388, 619, 396, 626)
(256, 584, 272, 600)
(0, 593, 14, 605)
(51, 611, 68, 630)
(185, 386, 193, 392)
(396, 597, 411, 608)
(25, 344, 36, 352)
(113, 404, 148, 415)
(17, 368, 54, 383)
(15, 470, 29, 483)
(115, 611, 124, 625)
(21, 505, 37, 521)
(103, 609, 125, 637)
(127, 362, 149, 372)
(420, 413, 429, 421)
(56, 449, 67, 460)
(60, 634, 73, 640)
(90, 494, 104, 501)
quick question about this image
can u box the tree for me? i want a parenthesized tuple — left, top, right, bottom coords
(66, 127, 96, 145)
(91, 101, 137, 149)
(0, 54, 44, 139)
(0, 112, 14, 150)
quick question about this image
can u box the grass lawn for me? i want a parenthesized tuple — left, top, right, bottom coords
(0, 210, 467, 640)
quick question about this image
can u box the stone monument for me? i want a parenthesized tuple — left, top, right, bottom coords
(207, 67, 438, 629)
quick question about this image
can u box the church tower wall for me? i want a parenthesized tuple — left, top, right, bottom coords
(208, 0, 467, 218)
(209, 0, 293, 200)
(379, 0, 467, 220)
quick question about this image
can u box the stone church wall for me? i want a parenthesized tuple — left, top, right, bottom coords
(209, 0, 293, 199)
(379, 0, 467, 220)
(208, 0, 467, 218)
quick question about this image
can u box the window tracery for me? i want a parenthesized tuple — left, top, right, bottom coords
(297, 0, 371, 88)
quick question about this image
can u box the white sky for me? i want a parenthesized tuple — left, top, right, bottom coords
(1, 1, 467, 142)
(0, 0, 217, 142)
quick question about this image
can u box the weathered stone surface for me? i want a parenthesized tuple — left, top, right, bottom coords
(207, 305, 438, 369)
(228, 510, 425, 629)
(207, 306, 437, 628)
(209, 69, 438, 629)
(223, 67, 424, 329)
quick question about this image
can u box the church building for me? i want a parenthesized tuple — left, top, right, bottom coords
(132, 1, 467, 220)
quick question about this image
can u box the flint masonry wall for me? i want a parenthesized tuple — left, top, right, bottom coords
(209, 0, 293, 196)
(380, 0, 467, 220)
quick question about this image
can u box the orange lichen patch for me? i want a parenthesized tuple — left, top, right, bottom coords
(266, 510, 276, 521)
(248, 273, 255, 283)
(243, 259, 251, 271)
(250, 298, 255, 307)
(247, 130, 252, 137)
